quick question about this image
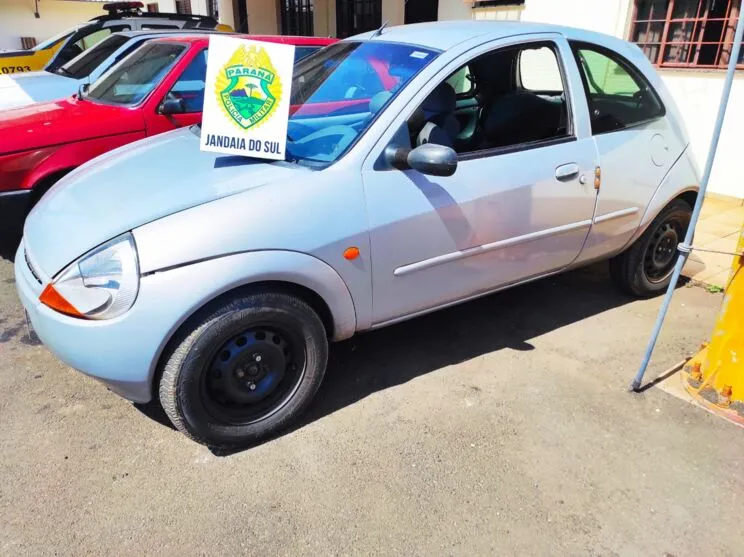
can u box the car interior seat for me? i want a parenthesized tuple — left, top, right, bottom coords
(466, 49, 565, 149)
(413, 82, 460, 148)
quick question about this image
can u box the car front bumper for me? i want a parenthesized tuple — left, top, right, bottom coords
(13, 241, 207, 404)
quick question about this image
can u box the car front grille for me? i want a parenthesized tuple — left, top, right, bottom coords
(24, 249, 42, 285)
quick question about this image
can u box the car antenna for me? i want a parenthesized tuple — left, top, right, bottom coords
(370, 20, 389, 38)
(371, 0, 410, 37)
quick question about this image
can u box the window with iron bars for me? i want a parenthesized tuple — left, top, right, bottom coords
(281, 0, 314, 36)
(630, 0, 743, 68)
(175, 0, 192, 15)
(207, 0, 218, 18)
(336, 0, 381, 39)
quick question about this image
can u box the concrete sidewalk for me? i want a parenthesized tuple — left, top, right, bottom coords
(683, 195, 744, 288)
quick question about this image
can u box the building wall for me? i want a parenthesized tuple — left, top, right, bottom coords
(661, 72, 743, 199)
(381, 0, 404, 27)
(438, 0, 471, 21)
(520, 0, 631, 39)
(313, 0, 335, 37)
(0, 0, 106, 50)
(246, 0, 279, 33)
(156, 0, 177, 13)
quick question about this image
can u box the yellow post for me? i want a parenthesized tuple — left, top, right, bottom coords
(683, 227, 744, 424)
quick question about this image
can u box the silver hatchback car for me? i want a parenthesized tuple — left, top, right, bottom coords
(17, 21, 698, 447)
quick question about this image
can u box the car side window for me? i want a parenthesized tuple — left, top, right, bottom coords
(75, 25, 130, 51)
(571, 43, 664, 135)
(405, 41, 570, 156)
(166, 49, 207, 113)
(518, 47, 564, 92)
(446, 65, 473, 98)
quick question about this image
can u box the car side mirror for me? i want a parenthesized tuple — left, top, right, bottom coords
(77, 83, 89, 98)
(386, 143, 458, 177)
(158, 97, 185, 115)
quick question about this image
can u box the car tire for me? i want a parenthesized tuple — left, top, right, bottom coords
(609, 198, 692, 297)
(159, 291, 328, 448)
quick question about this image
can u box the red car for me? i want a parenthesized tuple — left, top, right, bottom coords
(0, 34, 335, 239)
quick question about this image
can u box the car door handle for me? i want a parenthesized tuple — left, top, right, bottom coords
(555, 163, 580, 182)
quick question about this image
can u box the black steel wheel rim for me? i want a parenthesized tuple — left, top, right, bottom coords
(201, 325, 305, 425)
(643, 217, 683, 283)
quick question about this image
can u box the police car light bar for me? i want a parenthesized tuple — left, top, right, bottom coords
(102, 2, 145, 15)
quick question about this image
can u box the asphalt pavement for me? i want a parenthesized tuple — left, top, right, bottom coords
(1, 242, 742, 556)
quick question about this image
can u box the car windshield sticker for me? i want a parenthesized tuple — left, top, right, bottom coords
(201, 35, 295, 160)
(410, 51, 429, 59)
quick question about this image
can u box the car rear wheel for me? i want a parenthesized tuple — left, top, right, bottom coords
(609, 198, 692, 297)
(159, 291, 328, 448)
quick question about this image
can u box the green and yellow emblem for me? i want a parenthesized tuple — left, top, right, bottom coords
(216, 44, 282, 130)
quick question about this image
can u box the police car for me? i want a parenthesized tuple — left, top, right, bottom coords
(0, 29, 219, 110)
(0, 1, 231, 75)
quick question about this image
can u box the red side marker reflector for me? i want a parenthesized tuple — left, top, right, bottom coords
(343, 247, 360, 261)
(39, 284, 83, 318)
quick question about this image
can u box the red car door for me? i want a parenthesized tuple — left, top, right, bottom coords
(143, 45, 207, 136)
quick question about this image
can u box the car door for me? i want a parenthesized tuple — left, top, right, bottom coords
(362, 37, 599, 325)
(144, 46, 207, 136)
(569, 41, 685, 263)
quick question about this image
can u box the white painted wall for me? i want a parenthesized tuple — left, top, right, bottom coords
(382, 0, 404, 27)
(661, 72, 743, 199)
(519, 0, 632, 39)
(0, 0, 106, 50)
(155, 0, 177, 13)
(190, 0, 209, 15)
(216, 0, 235, 28)
(438, 0, 471, 21)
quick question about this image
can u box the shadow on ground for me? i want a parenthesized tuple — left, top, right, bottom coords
(151, 263, 636, 456)
(0, 233, 20, 262)
(299, 265, 630, 437)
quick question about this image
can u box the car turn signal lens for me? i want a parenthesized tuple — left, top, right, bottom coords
(343, 247, 360, 260)
(39, 283, 83, 318)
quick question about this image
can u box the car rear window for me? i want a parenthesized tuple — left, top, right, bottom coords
(571, 42, 665, 134)
(57, 34, 130, 79)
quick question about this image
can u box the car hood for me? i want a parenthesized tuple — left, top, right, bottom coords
(0, 97, 142, 154)
(24, 127, 304, 276)
(0, 71, 77, 110)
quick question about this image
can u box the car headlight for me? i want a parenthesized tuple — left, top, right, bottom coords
(39, 233, 139, 320)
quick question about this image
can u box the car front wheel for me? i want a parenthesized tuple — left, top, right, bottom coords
(159, 291, 328, 448)
(609, 198, 692, 297)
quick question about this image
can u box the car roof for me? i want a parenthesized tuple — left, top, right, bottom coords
(109, 29, 221, 39)
(350, 20, 629, 52)
(151, 34, 337, 47)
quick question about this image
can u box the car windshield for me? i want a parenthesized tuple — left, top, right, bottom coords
(86, 42, 185, 106)
(56, 34, 130, 79)
(286, 41, 438, 165)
